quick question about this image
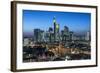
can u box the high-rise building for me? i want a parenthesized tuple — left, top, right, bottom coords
(64, 26, 69, 32)
(69, 31, 74, 41)
(53, 17, 60, 42)
(49, 27, 53, 42)
(61, 30, 64, 42)
(85, 31, 90, 41)
(33, 29, 44, 43)
(34, 29, 40, 43)
(61, 26, 70, 42)
(40, 30, 45, 42)
(44, 31, 49, 42)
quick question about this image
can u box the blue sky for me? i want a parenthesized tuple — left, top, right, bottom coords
(23, 10, 91, 35)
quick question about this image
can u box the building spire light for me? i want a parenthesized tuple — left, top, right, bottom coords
(53, 16, 56, 23)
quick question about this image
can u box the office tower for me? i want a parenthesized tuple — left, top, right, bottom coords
(45, 31, 49, 42)
(34, 29, 40, 43)
(62, 26, 70, 41)
(69, 31, 74, 41)
(34, 29, 44, 43)
(64, 26, 69, 32)
(53, 17, 60, 42)
(40, 30, 45, 42)
(49, 27, 53, 42)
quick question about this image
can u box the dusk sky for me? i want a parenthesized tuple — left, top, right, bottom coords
(23, 10, 91, 36)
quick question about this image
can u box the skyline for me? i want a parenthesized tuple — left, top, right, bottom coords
(23, 10, 91, 36)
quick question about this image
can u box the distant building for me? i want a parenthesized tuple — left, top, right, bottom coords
(49, 27, 54, 42)
(44, 31, 49, 42)
(23, 38, 31, 46)
(34, 29, 40, 42)
(33, 29, 44, 43)
(32, 17, 85, 43)
(61, 26, 70, 42)
(72, 34, 85, 41)
(53, 17, 60, 42)
(64, 26, 70, 41)
(85, 31, 90, 41)
(40, 30, 45, 42)
(64, 26, 69, 32)
(69, 31, 74, 41)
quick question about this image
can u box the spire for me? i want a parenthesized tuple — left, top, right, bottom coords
(53, 16, 56, 23)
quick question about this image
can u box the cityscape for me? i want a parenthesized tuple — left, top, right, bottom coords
(23, 10, 91, 62)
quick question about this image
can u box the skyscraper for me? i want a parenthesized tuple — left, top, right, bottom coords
(49, 27, 53, 42)
(33, 29, 44, 43)
(69, 31, 74, 41)
(63, 26, 70, 41)
(34, 29, 40, 43)
(53, 17, 60, 42)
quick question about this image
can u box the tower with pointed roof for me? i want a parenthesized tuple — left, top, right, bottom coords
(53, 17, 59, 42)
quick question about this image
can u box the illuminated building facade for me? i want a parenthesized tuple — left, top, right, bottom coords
(53, 17, 60, 42)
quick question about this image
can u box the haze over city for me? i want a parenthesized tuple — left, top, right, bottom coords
(23, 10, 91, 62)
(23, 10, 91, 37)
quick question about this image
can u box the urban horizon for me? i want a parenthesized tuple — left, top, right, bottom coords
(23, 10, 91, 62)
(23, 10, 91, 37)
